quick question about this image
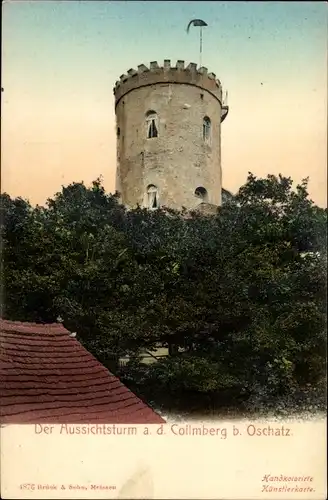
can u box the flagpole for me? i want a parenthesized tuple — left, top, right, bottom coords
(186, 19, 207, 68)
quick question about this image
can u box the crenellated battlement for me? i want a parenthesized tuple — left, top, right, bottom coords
(113, 59, 223, 106)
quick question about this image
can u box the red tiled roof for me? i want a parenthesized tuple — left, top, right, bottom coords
(0, 319, 165, 424)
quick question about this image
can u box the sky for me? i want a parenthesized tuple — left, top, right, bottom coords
(2, 1, 327, 207)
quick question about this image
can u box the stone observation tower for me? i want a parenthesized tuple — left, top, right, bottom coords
(113, 60, 229, 211)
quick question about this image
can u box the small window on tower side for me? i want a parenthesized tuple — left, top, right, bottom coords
(146, 111, 159, 139)
(203, 116, 211, 143)
(148, 119, 158, 138)
(195, 186, 208, 202)
(147, 184, 159, 209)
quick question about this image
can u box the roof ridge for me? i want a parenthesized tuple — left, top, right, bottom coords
(0, 318, 70, 335)
(0, 318, 64, 327)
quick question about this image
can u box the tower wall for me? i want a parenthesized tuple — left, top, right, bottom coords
(113, 60, 228, 210)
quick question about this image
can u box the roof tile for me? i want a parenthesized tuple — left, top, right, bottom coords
(0, 319, 165, 424)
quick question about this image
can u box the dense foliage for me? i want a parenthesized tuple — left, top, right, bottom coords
(1, 174, 327, 414)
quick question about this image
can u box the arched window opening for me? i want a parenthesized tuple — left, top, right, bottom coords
(203, 116, 211, 142)
(146, 111, 158, 139)
(147, 184, 159, 209)
(117, 127, 120, 137)
(195, 186, 208, 202)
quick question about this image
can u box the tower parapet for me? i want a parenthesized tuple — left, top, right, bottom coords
(113, 60, 223, 107)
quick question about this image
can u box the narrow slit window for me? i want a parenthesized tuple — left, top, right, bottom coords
(203, 116, 211, 142)
(148, 119, 158, 138)
(147, 184, 159, 209)
(146, 111, 159, 139)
